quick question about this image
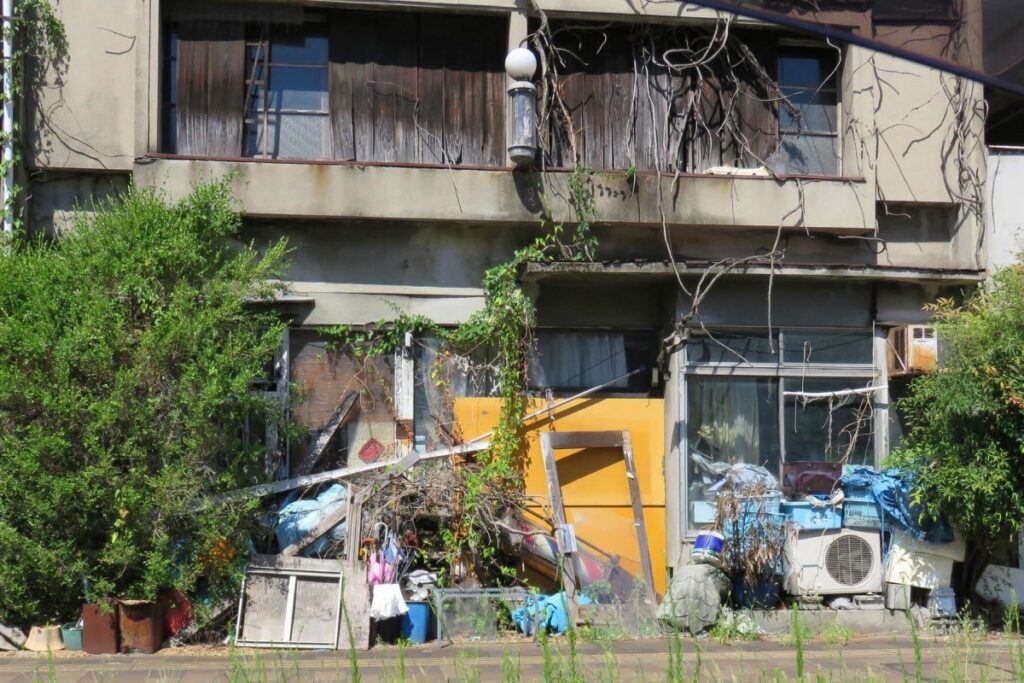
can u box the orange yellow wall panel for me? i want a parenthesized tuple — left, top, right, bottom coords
(454, 397, 667, 594)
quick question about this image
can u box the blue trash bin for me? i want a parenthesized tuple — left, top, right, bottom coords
(399, 601, 432, 644)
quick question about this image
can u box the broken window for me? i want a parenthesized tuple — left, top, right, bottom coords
(771, 45, 841, 176)
(243, 24, 330, 159)
(684, 328, 876, 530)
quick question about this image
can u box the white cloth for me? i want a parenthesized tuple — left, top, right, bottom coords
(369, 583, 408, 619)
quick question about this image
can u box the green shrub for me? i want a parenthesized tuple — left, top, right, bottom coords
(888, 263, 1024, 584)
(0, 182, 289, 626)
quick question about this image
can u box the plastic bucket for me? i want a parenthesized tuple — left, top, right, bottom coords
(60, 624, 83, 651)
(692, 531, 725, 567)
(399, 601, 432, 643)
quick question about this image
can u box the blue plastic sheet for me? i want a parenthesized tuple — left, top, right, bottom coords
(840, 467, 953, 544)
(275, 483, 348, 556)
(512, 592, 593, 636)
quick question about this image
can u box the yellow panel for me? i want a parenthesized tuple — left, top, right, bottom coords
(454, 397, 667, 595)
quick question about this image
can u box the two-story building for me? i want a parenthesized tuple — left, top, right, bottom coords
(22, 0, 988, 593)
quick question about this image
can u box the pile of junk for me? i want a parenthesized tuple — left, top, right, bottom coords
(212, 430, 662, 652)
(658, 453, 967, 635)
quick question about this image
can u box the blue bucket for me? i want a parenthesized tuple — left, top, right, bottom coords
(399, 601, 432, 644)
(692, 531, 725, 567)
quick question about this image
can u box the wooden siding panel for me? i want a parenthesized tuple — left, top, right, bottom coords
(393, 15, 420, 164)
(416, 14, 446, 164)
(329, 16, 356, 160)
(176, 21, 245, 156)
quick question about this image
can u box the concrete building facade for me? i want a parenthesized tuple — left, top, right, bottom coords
(21, 0, 990, 585)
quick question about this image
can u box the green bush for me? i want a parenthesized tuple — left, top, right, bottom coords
(889, 263, 1024, 583)
(0, 182, 289, 626)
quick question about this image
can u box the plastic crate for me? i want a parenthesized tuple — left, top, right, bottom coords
(781, 501, 842, 530)
(691, 501, 717, 525)
(722, 511, 786, 539)
(843, 498, 882, 529)
(842, 483, 873, 500)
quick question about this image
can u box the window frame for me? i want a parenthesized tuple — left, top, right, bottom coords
(242, 20, 331, 160)
(680, 326, 880, 534)
(774, 41, 843, 176)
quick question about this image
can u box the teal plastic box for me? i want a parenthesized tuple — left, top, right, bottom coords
(781, 501, 842, 530)
(843, 498, 882, 529)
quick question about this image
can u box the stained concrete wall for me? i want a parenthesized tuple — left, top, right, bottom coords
(24, 0, 139, 171)
(987, 149, 1024, 270)
(19, 0, 988, 328)
(26, 172, 131, 236)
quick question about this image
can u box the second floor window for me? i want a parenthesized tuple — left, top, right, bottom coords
(773, 46, 841, 176)
(243, 26, 329, 159)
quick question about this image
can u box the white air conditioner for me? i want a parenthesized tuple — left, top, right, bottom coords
(888, 324, 937, 375)
(785, 529, 882, 596)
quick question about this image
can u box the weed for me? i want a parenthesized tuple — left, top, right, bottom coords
(790, 604, 806, 682)
(821, 622, 851, 647)
(502, 647, 521, 683)
(906, 607, 923, 683)
(710, 610, 760, 643)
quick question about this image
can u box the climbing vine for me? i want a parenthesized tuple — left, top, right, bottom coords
(327, 163, 598, 577)
(0, 0, 66, 234)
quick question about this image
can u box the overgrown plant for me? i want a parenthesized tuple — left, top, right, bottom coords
(326, 164, 599, 578)
(0, 182, 290, 626)
(888, 260, 1024, 591)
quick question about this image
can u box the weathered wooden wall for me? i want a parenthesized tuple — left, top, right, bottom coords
(330, 11, 507, 166)
(167, 6, 507, 166)
(544, 23, 778, 173)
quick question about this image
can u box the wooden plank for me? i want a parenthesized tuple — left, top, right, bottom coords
(393, 13, 419, 163)
(340, 487, 371, 650)
(280, 504, 348, 556)
(621, 431, 658, 609)
(581, 30, 607, 170)
(441, 18, 467, 164)
(416, 14, 446, 163)
(176, 20, 245, 156)
(343, 10, 376, 162)
(296, 392, 358, 477)
(543, 430, 625, 450)
(607, 46, 634, 170)
(482, 61, 506, 167)
(459, 19, 484, 166)
(539, 432, 580, 624)
(370, 12, 397, 163)
(329, 14, 356, 160)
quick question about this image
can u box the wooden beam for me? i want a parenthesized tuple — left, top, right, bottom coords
(191, 441, 490, 511)
(296, 392, 358, 477)
(543, 431, 625, 450)
(280, 505, 349, 557)
(539, 432, 581, 625)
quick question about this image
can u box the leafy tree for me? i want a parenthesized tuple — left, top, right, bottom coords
(0, 182, 289, 626)
(889, 263, 1024, 588)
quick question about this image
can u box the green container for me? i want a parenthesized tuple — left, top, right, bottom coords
(61, 623, 83, 651)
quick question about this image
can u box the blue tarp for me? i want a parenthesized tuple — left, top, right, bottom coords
(275, 483, 348, 556)
(840, 467, 954, 544)
(512, 592, 593, 636)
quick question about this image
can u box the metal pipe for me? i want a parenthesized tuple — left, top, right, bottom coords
(2, 0, 13, 235)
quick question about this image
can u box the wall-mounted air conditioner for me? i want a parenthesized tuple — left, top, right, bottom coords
(785, 529, 883, 596)
(888, 325, 937, 375)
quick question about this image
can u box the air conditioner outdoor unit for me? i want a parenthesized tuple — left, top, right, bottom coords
(785, 529, 883, 596)
(888, 324, 937, 375)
